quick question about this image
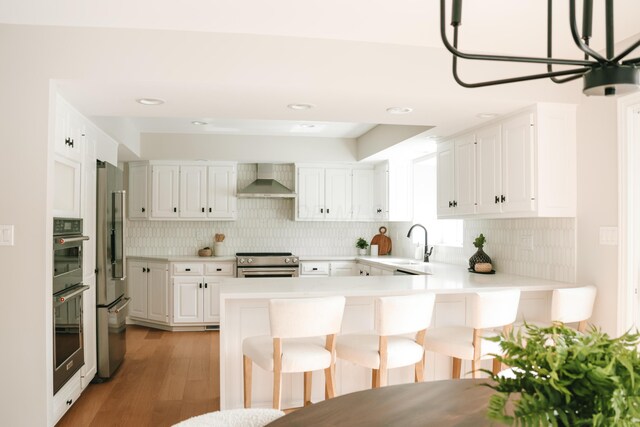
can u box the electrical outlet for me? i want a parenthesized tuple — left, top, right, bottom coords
(0, 225, 14, 246)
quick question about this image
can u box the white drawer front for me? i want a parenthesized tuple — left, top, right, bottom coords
(172, 263, 204, 275)
(301, 262, 330, 275)
(204, 262, 235, 276)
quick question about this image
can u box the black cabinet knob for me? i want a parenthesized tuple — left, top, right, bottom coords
(142, 267, 146, 272)
(141, 207, 146, 212)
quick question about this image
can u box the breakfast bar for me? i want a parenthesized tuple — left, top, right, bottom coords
(219, 263, 581, 410)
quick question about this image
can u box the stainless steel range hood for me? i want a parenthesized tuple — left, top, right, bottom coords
(237, 164, 296, 198)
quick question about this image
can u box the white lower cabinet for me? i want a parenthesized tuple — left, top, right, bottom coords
(330, 261, 357, 276)
(172, 262, 234, 324)
(53, 370, 82, 425)
(300, 262, 330, 277)
(127, 260, 169, 324)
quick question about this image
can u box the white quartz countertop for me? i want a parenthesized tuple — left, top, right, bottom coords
(220, 262, 579, 299)
(127, 255, 237, 262)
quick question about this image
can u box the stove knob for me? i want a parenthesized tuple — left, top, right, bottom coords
(292, 258, 298, 263)
(285, 258, 290, 263)
(247, 258, 253, 264)
(239, 258, 245, 264)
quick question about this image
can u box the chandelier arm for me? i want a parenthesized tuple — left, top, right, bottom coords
(440, 0, 595, 67)
(568, 0, 608, 64)
(452, 55, 590, 88)
(622, 57, 640, 66)
(613, 39, 640, 64)
(547, 0, 582, 84)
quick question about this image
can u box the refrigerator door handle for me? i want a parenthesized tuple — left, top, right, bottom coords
(111, 190, 127, 280)
(109, 297, 131, 314)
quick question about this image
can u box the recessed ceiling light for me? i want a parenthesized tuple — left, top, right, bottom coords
(287, 103, 315, 110)
(477, 113, 498, 119)
(191, 120, 208, 126)
(136, 98, 165, 106)
(386, 107, 413, 114)
(300, 124, 316, 128)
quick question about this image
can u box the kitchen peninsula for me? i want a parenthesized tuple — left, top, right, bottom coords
(219, 263, 581, 409)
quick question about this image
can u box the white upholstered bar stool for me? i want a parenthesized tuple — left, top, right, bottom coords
(242, 296, 346, 410)
(335, 292, 436, 388)
(424, 289, 521, 379)
(514, 285, 597, 332)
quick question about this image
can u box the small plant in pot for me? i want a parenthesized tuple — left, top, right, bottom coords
(356, 237, 369, 255)
(484, 324, 640, 426)
(469, 233, 492, 272)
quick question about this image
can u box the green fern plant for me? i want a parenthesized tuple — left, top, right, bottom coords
(484, 324, 640, 426)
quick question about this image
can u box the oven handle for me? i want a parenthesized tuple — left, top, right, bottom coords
(109, 297, 131, 314)
(239, 268, 299, 276)
(54, 285, 90, 306)
(55, 235, 90, 245)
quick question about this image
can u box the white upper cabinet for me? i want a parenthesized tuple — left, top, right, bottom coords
(373, 160, 413, 221)
(207, 165, 237, 219)
(352, 168, 375, 221)
(437, 103, 576, 219)
(324, 167, 352, 220)
(180, 165, 207, 218)
(54, 95, 84, 162)
(152, 165, 180, 218)
(437, 134, 476, 217)
(129, 161, 237, 221)
(297, 166, 353, 220)
(128, 163, 149, 219)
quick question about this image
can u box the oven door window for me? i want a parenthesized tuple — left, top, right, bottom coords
(54, 292, 82, 370)
(53, 244, 82, 277)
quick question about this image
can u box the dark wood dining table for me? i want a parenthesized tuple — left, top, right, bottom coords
(266, 379, 507, 426)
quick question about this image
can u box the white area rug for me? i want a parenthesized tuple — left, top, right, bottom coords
(173, 408, 285, 427)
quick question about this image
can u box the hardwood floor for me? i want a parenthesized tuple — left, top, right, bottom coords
(57, 326, 220, 427)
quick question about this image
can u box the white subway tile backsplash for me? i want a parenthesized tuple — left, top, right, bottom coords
(389, 217, 576, 282)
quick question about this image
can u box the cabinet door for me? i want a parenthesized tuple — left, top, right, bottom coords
(128, 164, 149, 219)
(475, 125, 502, 214)
(173, 277, 203, 323)
(454, 134, 476, 215)
(151, 165, 179, 218)
(207, 165, 237, 219)
(180, 165, 207, 218)
(127, 261, 148, 319)
(352, 169, 374, 221)
(297, 167, 325, 219)
(81, 275, 96, 389)
(147, 262, 168, 323)
(203, 276, 222, 323)
(53, 155, 82, 218)
(373, 162, 389, 220)
(501, 113, 535, 213)
(54, 95, 84, 162)
(325, 167, 352, 220)
(436, 141, 455, 217)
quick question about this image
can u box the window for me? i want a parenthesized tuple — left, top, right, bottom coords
(412, 154, 463, 246)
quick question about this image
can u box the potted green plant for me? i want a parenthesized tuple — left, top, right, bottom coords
(469, 233, 492, 271)
(356, 237, 369, 255)
(485, 324, 640, 426)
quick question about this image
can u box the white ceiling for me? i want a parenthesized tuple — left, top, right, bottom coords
(3, 0, 640, 143)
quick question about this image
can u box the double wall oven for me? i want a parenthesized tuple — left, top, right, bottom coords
(236, 252, 299, 278)
(53, 218, 90, 394)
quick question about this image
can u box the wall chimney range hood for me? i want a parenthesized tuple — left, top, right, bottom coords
(237, 164, 296, 198)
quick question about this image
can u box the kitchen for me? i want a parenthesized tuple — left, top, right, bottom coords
(1, 1, 640, 426)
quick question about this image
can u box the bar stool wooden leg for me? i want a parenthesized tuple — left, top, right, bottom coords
(273, 338, 282, 410)
(492, 358, 502, 375)
(371, 369, 377, 388)
(304, 372, 312, 406)
(378, 336, 389, 387)
(324, 365, 336, 399)
(452, 358, 461, 379)
(243, 355, 252, 408)
(414, 330, 426, 382)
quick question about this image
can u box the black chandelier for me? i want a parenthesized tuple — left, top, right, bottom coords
(441, 0, 640, 96)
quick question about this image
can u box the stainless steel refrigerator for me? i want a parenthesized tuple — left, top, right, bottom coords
(96, 160, 129, 379)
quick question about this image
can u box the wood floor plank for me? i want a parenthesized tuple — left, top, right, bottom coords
(57, 325, 219, 427)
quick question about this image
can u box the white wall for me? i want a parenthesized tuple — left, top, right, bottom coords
(576, 96, 619, 335)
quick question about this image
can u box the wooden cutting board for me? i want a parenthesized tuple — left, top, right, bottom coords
(371, 226, 392, 255)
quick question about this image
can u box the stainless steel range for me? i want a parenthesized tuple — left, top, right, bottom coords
(236, 252, 300, 278)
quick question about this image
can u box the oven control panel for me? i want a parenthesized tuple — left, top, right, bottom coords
(53, 218, 83, 236)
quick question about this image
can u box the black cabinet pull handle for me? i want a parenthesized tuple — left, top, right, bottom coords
(312, 267, 318, 271)
(70, 139, 74, 147)
(185, 268, 191, 271)
(495, 196, 499, 204)
(327, 208, 330, 214)
(209, 208, 212, 213)
(66, 399, 73, 405)
(216, 268, 222, 271)
(199, 283, 202, 289)
(202, 207, 205, 212)
(204, 283, 208, 288)
(453, 201, 458, 207)
(142, 267, 146, 272)
(448, 201, 453, 208)
(320, 208, 323, 213)
(377, 208, 382, 213)
(141, 207, 146, 212)
(174, 207, 177, 212)
(501, 195, 506, 203)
